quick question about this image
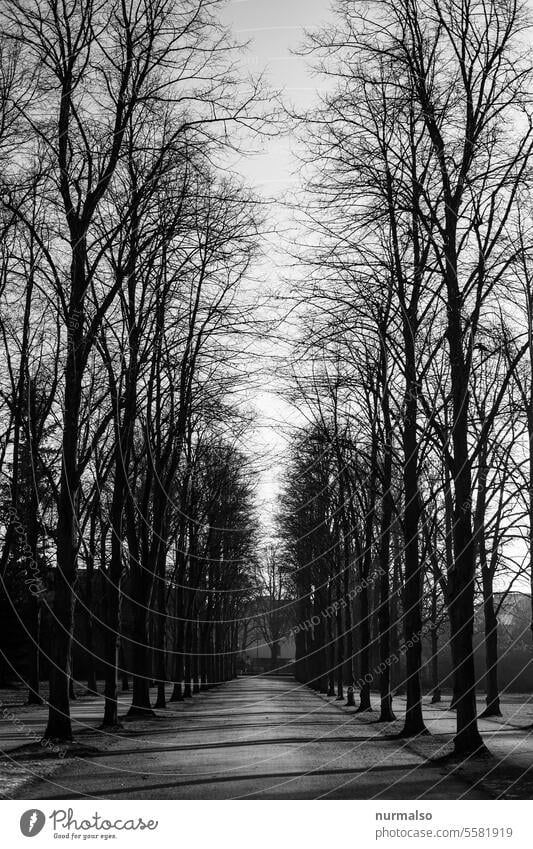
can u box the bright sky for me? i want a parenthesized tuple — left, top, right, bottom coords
(217, 1, 336, 539)
(221, 0, 333, 187)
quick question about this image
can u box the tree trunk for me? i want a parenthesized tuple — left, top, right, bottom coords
(390, 532, 402, 695)
(527, 408, 533, 660)
(444, 214, 485, 757)
(154, 542, 168, 709)
(430, 581, 441, 704)
(377, 364, 395, 723)
(357, 476, 375, 713)
(480, 575, 501, 718)
(473, 423, 501, 720)
(102, 512, 123, 726)
(26, 596, 43, 705)
(83, 516, 98, 696)
(45, 236, 87, 742)
(200, 625, 210, 689)
(443, 466, 458, 710)
(119, 643, 129, 692)
(400, 327, 426, 736)
(183, 619, 193, 698)
(335, 570, 344, 700)
(85, 617, 98, 695)
(25, 490, 43, 705)
(326, 580, 336, 696)
(192, 620, 201, 694)
(343, 541, 355, 705)
(126, 567, 154, 717)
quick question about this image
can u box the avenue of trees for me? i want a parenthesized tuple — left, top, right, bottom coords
(1, 0, 533, 769)
(279, 0, 533, 758)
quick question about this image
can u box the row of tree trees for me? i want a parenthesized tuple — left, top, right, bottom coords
(279, 0, 533, 758)
(0, 0, 268, 742)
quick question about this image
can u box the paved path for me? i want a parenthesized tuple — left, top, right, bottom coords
(11, 676, 491, 800)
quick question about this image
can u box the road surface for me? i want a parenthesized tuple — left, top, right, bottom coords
(8, 675, 493, 800)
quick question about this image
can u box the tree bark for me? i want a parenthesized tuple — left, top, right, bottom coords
(480, 574, 501, 718)
(400, 321, 426, 736)
(377, 357, 396, 723)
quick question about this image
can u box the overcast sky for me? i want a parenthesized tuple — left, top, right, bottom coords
(215, 1, 337, 537)
(221, 0, 334, 188)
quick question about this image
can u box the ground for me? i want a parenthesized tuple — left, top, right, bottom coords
(0, 676, 532, 800)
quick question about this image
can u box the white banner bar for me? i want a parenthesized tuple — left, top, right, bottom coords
(2, 800, 532, 848)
